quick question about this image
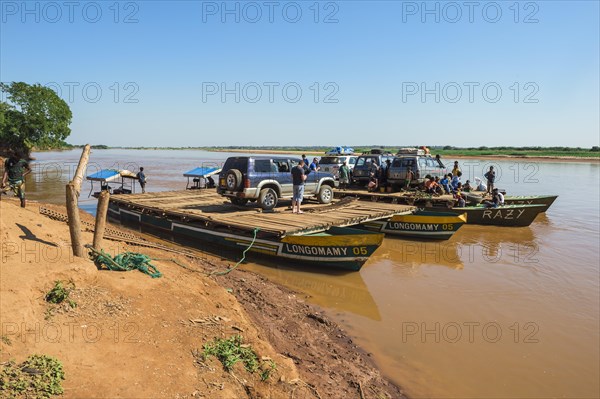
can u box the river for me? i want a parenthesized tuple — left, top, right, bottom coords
(12, 149, 600, 398)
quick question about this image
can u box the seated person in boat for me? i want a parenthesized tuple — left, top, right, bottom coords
(463, 180, 472, 192)
(439, 174, 451, 194)
(451, 172, 461, 192)
(424, 177, 439, 194)
(482, 188, 502, 208)
(454, 183, 466, 207)
(474, 177, 487, 192)
(367, 172, 378, 192)
(434, 176, 444, 195)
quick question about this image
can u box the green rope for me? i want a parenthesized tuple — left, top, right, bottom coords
(86, 245, 162, 278)
(210, 227, 260, 276)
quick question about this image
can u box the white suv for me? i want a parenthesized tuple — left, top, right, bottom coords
(319, 155, 358, 179)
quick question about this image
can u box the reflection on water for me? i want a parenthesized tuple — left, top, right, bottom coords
(12, 151, 600, 399)
(376, 238, 465, 270)
(244, 263, 382, 321)
(115, 217, 383, 321)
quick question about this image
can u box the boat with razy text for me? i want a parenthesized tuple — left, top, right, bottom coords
(419, 204, 547, 227)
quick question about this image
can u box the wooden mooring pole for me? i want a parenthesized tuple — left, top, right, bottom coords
(92, 191, 110, 251)
(66, 144, 91, 257)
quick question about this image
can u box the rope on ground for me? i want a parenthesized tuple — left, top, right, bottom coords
(209, 227, 260, 276)
(86, 245, 162, 278)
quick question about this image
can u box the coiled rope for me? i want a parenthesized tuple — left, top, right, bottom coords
(86, 245, 162, 278)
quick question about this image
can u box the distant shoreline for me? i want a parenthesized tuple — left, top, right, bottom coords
(205, 148, 600, 163)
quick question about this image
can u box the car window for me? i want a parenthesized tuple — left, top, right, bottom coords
(404, 158, 416, 167)
(356, 157, 367, 167)
(273, 159, 290, 172)
(419, 158, 428, 167)
(320, 157, 341, 164)
(254, 159, 272, 173)
(349, 157, 356, 165)
(223, 157, 248, 172)
(427, 158, 437, 168)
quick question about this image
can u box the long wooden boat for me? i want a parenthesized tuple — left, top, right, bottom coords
(419, 204, 546, 227)
(359, 211, 467, 240)
(107, 191, 416, 271)
(466, 192, 558, 212)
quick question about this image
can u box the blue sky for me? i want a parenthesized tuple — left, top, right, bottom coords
(1, 1, 599, 147)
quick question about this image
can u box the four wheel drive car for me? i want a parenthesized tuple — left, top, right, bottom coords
(351, 154, 395, 184)
(217, 156, 338, 210)
(387, 154, 448, 187)
(319, 155, 357, 179)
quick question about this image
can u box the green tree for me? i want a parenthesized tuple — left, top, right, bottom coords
(0, 82, 72, 157)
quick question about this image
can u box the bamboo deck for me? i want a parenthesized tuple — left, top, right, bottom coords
(110, 190, 416, 237)
(333, 189, 455, 205)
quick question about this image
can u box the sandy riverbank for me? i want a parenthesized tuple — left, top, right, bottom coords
(0, 197, 404, 398)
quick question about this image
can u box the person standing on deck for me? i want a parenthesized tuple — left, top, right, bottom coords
(291, 160, 307, 214)
(484, 166, 496, 194)
(452, 161, 461, 177)
(338, 161, 350, 190)
(1, 150, 31, 208)
(137, 167, 147, 193)
(404, 167, 414, 190)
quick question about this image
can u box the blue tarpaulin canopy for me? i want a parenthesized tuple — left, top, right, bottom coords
(183, 167, 221, 178)
(86, 169, 138, 197)
(183, 167, 221, 189)
(86, 169, 121, 182)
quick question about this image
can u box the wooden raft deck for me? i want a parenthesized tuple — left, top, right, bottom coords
(334, 189, 455, 205)
(110, 190, 416, 237)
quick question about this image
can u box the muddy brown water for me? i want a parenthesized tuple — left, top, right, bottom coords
(9, 149, 600, 398)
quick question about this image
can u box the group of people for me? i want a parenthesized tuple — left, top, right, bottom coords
(367, 159, 392, 192)
(421, 163, 501, 208)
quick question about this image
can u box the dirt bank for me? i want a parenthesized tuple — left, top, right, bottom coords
(0, 198, 404, 398)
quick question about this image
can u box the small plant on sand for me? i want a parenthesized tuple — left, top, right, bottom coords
(45, 280, 76, 308)
(1, 335, 11, 346)
(0, 354, 65, 398)
(260, 360, 277, 381)
(202, 335, 276, 381)
(203, 335, 258, 372)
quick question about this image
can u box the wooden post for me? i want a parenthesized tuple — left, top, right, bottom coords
(92, 191, 110, 250)
(66, 145, 91, 257)
(66, 183, 83, 257)
(72, 144, 91, 194)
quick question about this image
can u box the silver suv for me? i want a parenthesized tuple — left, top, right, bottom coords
(319, 155, 357, 179)
(387, 154, 448, 187)
(217, 156, 337, 210)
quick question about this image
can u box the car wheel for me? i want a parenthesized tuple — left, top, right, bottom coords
(226, 169, 243, 191)
(230, 197, 248, 206)
(318, 185, 333, 204)
(259, 188, 278, 210)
